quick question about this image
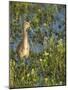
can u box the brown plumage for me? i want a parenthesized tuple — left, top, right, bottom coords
(16, 21, 30, 59)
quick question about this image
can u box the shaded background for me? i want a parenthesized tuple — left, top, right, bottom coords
(9, 1, 66, 88)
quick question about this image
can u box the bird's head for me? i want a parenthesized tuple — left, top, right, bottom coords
(24, 21, 31, 30)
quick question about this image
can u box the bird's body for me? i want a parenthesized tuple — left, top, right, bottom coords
(16, 21, 30, 60)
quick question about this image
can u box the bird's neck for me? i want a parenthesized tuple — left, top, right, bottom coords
(23, 28, 29, 47)
(23, 28, 28, 38)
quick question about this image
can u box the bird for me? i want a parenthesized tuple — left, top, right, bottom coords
(16, 20, 31, 60)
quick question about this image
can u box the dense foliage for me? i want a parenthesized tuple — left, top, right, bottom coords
(9, 1, 66, 88)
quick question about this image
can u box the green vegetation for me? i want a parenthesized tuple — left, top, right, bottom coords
(9, 1, 66, 88)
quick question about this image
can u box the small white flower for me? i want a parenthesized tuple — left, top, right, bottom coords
(31, 68, 35, 74)
(22, 77, 24, 80)
(27, 73, 30, 77)
(40, 58, 42, 62)
(44, 51, 49, 56)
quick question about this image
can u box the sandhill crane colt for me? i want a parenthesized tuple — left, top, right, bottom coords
(17, 21, 30, 60)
